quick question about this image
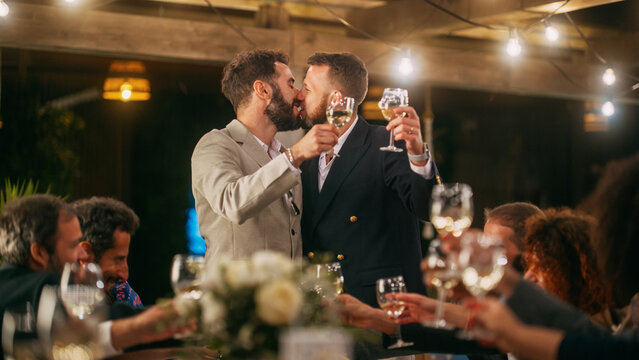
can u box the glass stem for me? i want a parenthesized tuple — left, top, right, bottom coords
(435, 287, 446, 327)
(388, 129, 395, 147)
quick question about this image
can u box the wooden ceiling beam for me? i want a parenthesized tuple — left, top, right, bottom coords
(0, 2, 636, 103)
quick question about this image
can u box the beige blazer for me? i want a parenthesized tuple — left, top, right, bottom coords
(191, 120, 303, 264)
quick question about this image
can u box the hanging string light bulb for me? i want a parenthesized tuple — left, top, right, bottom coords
(0, 1, 9, 17)
(544, 21, 559, 42)
(506, 29, 522, 57)
(602, 67, 616, 86)
(398, 49, 414, 76)
(601, 100, 615, 117)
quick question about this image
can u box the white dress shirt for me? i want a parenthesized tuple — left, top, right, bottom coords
(318, 117, 434, 191)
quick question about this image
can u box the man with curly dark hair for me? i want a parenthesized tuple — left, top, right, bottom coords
(73, 197, 143, 308)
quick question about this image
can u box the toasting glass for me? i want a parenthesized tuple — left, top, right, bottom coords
(59, 263, 106, 320)
(430, 183, 474, 238)
(325, 91, 355, 158)
(312, 262, 345, 300)
(422, 240, 460, 329)
(457, 231, 507, 339)
(376, 276, 414, 349)
(171, 254, 205, 300)
(378, 88, 408, 152)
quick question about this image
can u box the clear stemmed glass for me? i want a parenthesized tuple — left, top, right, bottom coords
(422, 240, 460, 329)
(59, 262, 106, 320)
(457, 231, 507, 339)
(312, 262, 345, 300)
(430, 183, 474, 238)
(325, 90, 355, 158)
(376, 275, 414, 349)
(171, 254, 205, 300)
(378, 88, 408, 152)
(2, 302, 43, 360)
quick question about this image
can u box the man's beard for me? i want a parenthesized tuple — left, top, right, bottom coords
(265, 85, 299, 132)
(303, 94, 329, 129)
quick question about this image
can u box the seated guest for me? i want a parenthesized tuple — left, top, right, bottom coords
(522, 208, 611, 325)
(484, 202, 543, 272)
(473, 153, 639, 360)
(0, 195, 183, 358)
(73, 197, 143, 308)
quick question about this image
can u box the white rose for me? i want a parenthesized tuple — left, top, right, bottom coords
(225, 259, 257, 288)
(173, 296, 198, 318)
(252, 251, 294, 284)
(200, 292, 226, 335)
(201, 258, 229, 290)
(255, 280, 302, 326)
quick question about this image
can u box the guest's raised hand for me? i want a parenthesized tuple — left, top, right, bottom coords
(388, 292, 437, 324)
(385, 106, 425, 159)
(289, 124, 339, 167)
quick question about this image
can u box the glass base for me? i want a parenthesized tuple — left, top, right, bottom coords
(379, 146, 403, 152)
(457, 328, 494, 340)
(387, 339, 414, 349)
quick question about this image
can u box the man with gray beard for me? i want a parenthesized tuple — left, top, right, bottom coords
(191, 49, 338, 264)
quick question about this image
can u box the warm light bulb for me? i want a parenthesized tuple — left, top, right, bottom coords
(398, 56, 414, 76)
(544, 24, 559, 42)
(602, 68, 616, 86)
(506, 35, 522, 57)
(601, 100, 615, 117)
(120, 82, 133, 101)
(0, 1, 9, 17)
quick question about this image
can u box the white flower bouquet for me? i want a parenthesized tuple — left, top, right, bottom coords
(173, 251, 339, 360)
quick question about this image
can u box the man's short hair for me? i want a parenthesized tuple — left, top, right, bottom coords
(221, 49, 289, 112)
(307, 52, 368, 106)
(484, 202, 543, 251)
(72, 197, 139, 262)
(0, 194, 76, 266)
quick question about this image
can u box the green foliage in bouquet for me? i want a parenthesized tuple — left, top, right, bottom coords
(172, 251, 342, 360)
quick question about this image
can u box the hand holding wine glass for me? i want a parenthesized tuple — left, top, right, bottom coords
(376, 275, 414, 349)
(325, 91, 355, 158)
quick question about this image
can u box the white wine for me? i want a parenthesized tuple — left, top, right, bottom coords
(462, 264, 504, 297)
(431, 214, 472, 237)
(381, 107, 398, 121)
(381, 301, 406, 318)
(174, 282, 203, 300)
(61, 285, 105, 319)
(427, 268, 460, 290)
(334, 277, 344, 295)
(326, 109, 352, 127)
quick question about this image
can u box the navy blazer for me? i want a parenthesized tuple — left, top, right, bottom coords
(301, 117, 435, 307)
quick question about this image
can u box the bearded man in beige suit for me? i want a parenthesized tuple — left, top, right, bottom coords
(192, 49, 338, 264)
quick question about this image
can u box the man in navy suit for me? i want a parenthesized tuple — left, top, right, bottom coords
(297, 52, 439, 307)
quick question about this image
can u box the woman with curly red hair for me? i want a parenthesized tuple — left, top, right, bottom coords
(522, 208, 611, 318)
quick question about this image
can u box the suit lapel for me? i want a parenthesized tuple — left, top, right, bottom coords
(311, 117, 371, 231)
(226, 119, 271, 168)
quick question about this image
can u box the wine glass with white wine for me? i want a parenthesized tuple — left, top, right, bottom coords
(422, 240, 460, 329)
(430, 183, 474, 238)
(457, 231, 507, 339)
(376, 275, 414, 349)
(378, 88, 409, 152)
(171, 254, 205, 300)
(325, 91, 355, 158)
(312, 262, 345, 300)
(59, 262, 106, 321)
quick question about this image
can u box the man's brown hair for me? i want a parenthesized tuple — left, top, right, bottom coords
(484, 202, 543, 251)
(307, 52, 368, 106)
(221, 49, 289, 112)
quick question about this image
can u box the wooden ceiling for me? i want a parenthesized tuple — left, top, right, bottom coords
(1, 0, 638, 102)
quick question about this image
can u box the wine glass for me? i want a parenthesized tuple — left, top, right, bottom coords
(171, 254, 205, 300)
(430, 183, 474, 238)
(378, 88, 408, 152)
(457, 231, 507, 339)
(325, 91, 355, 158)
(376, 275, 414, 349)
(312, 262, 344, 299)
(422, 240, 460, 329)
(59, 262, 106, 320)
